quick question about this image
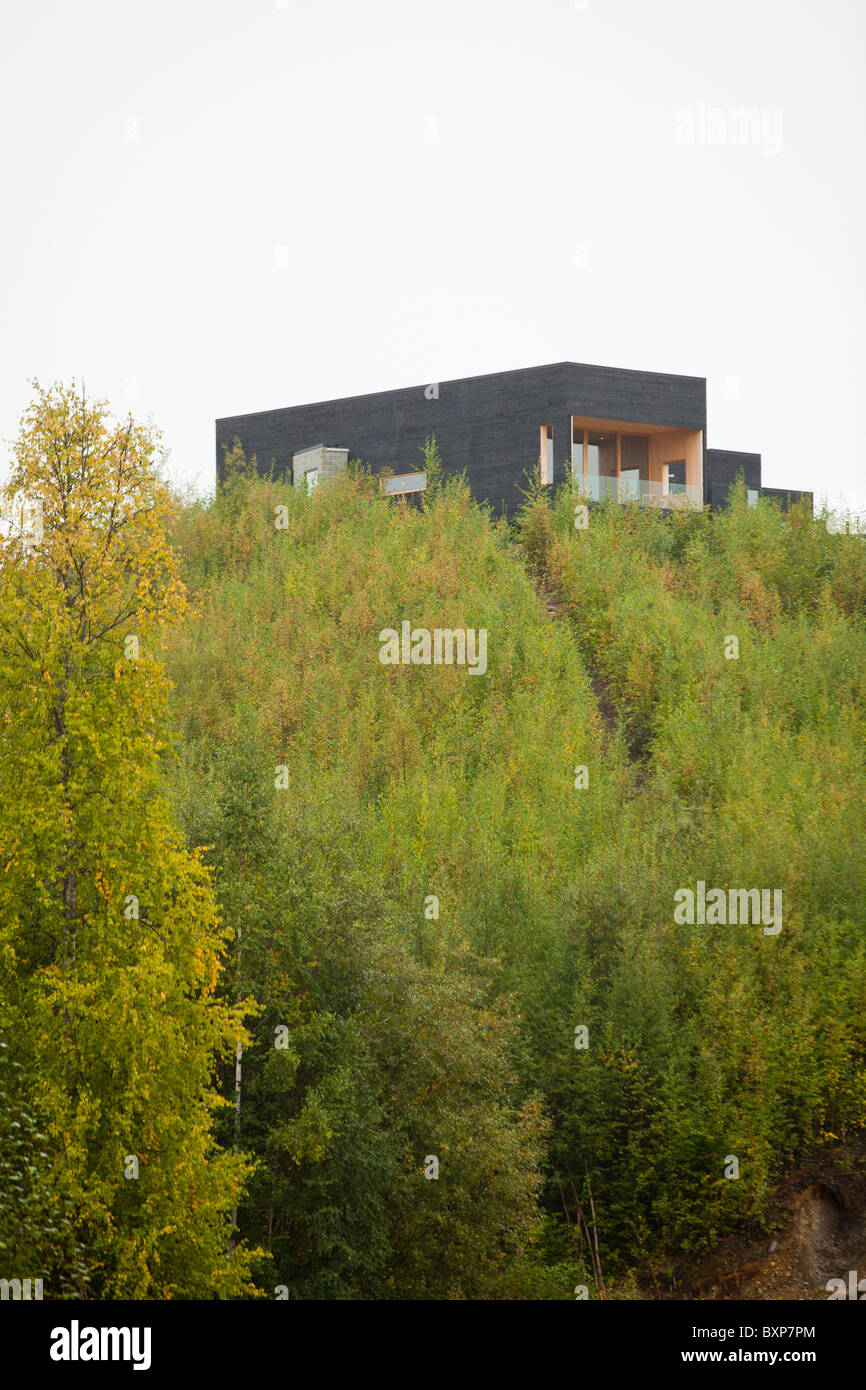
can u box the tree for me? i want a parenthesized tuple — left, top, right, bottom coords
(165, 473, 556, 1298)
(420, 435, 444, 501)
(0, 382, 256, 1297)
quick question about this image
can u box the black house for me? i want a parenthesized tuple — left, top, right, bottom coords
(216, 362, 811, 515)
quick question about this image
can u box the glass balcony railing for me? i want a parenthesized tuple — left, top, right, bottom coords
(575, 473, 703, 509)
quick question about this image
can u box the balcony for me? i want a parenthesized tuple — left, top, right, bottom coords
(568, 418, 704, 513)
(576, 473, 703, 510)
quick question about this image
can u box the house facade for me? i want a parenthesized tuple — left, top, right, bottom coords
(215, 362, 811, 514)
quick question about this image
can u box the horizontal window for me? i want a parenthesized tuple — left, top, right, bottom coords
(380, 471, 428, 496)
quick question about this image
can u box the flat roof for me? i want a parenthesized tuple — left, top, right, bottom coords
(217, 360, 708, 425)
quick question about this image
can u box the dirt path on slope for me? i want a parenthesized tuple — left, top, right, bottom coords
(532, 573, 626, 749)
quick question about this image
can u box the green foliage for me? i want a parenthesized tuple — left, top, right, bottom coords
(7, 397, 861, 1299)
(519, 480, 866, 1262)
(0, 1036, 90, 1295)
(162, 460, 866, 1291)
(420, 434, 444, 501)
(0, 383, 257, 1298)
(165, 463, 571, 1297)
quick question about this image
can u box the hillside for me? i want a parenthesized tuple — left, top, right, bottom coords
(162, 458, 866, 1298)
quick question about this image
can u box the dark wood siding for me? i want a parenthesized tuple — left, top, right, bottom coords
(705, 449, 762, 509)
(216, 361, 708, 515)
(759, 486, 814, 512)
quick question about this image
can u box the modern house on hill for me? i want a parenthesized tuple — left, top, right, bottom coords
(216, 362, 811, 515)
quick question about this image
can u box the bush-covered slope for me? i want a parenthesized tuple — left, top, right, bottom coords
(163, 463, 866, 1297)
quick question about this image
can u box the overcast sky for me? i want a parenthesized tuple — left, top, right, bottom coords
(1, 0, 864, 512)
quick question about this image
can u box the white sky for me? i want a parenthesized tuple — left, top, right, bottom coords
(1, 0, 864, 513)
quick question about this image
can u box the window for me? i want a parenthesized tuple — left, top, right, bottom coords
(620, 434, 649, 476)
(619, 435, 649, 501)
(380, 471, 427, 496)
(540, 425, 554, 485)
(619, 468, 641, 500)
(587, 431, 617, 478)
(747, 488, 759, 508)
(572, 422, 586, 477)
(583, 431, 617, 500)
(665, 461, 686, 496)
(305, 468, 319, 494)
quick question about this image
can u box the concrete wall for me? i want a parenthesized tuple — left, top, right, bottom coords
(291, 445, 349, 490)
